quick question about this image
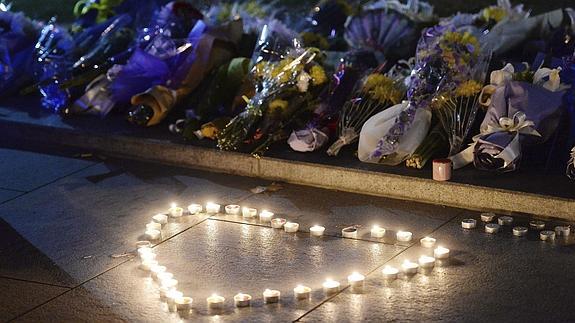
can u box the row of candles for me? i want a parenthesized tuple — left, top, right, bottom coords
(461, 213, 571, 241)
(138, 202, 452, 314)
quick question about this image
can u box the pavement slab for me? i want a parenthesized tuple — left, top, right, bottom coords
(299, 214, 575, 322)
(0, 161, 261, 287)
(0, 278, 69, 322)
(0, 188, 22, 204)
(17, 219, 404, 322)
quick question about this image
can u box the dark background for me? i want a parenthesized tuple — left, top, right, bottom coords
(11, 0, 575, 22)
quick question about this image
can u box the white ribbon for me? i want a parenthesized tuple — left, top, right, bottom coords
(450, 111, 541, 169)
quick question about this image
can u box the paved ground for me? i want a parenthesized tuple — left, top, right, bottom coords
(1, 143, 575, 322)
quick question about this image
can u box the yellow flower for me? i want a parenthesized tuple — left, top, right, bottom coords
(268, 99, 289, 113)
(455, 80, 483, 97)
(300, 32, 330, 50)
(310, 65, 327, 86)
(362, 74, 387, 92)
(482, 6, 507, 22)
(370, 84, 403, 105)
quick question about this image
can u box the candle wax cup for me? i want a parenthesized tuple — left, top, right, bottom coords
(370, 226, 386, 238)
(170, 207, 183, 218)
(418, 256, 436, 269)
(205, 203, 221, 214)
(139, 260, 158, 271)
(187, 204, 203, 215)
(323, 280, 340, 294)
(234, 293, 252, 307)
(396, 231, 412, 242)
(342, 227, 358, 238)
(513, 226, 528, 237)
(259, 210, 274, 222)
(461, 219, 477, 229)
(146, 222, 162, 231)
(145, 229, 161, 241)
(401, 261, 419, 275)
(151, 265, 166, 280)
(207, 295, 225, 309)
(480, 212, 496, 222)
(555, 226, 571, 237)
(420, 237, 436, 248)
(540, 230, 556, 241)
(166, 290, 183, 312)
(529, 220, 546, 230)
(310, 225, 325, 237)
(382, 266, 399, 280)
(152, 214, 168, 225)
(284, 222, 299, 233)
(225, 205, 240, 215)
(434, 247, 450, 260)
(136, 240, 152, 248)
(485, 223, 500, 234)
(263, 289, 280, 303)
(347, 273, 365, 291)
(175, 297, 193, 312)
(294, 285, 312, 300)
(242, 207, 257, 218)
(271, 218, 286, 229)
(498, 216, 513, 226)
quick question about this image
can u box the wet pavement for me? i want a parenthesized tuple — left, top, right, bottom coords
(1, 145, 574, 322)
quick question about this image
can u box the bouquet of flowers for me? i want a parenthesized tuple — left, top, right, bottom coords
(217, 47, 328, 155)
(329, 59, 410, 157)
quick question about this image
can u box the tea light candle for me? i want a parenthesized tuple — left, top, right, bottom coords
(166, 290, 183, 312)
(485, 223, 500, 234)
(152, 214, 168, 225)
(157, 272, 174, 283)
(145, 229, 161, 241)
(513, 226, 528, 237)
(225, 204, 240, 215)
(420, 237, 436, 248)
(418, 255, 436, 269)
(433, 159, 452, 181)
(160, 286, 173, 301)
(271, 218, 287, 229)
(347, 272, 365, 291)
(259, 210, 274, 222)
(138, 246, 155, 259)
(175, 296, 193, 312)
(396, 231, 413, 242)
(136, 240, 152, 248)
(242, 207, 257, 218)
(461, 219, 477, 229)
(401, 260, 419, 275)
(310, 225, 325, 237)
(498, 216, 513, 226)
(323, 279, 340, 295)
(370, 225, 386, 238)
(540, 230, 556, 241)
(529, 220, 546, 230)
(187, 203, 202, 215)
(161, 278, 178, 290)
(555, 226, 571, 237)
(284, 222, 299, 233)
(294, 285, 311, 300)
(434, 246, 450, 260)
(234, 293, 251, 307)
(207, 294, 225, 309)
(169, 203, 183, 217)
(205, 202, 221, 214)
(263, 289, 281, 303)
(150, 265, 167, 281)
(139, 259, 158, 271)
(481, 212, 496, 222)
(382, 266, 399, 280)
(146, 222, 162, 231)
(342, 226, 358, 238)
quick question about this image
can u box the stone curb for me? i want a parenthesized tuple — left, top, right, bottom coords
(3, 119, 574, 221)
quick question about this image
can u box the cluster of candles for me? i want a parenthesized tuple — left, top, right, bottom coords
(138, 202, 452, 315)
(461, 212, 571, 241)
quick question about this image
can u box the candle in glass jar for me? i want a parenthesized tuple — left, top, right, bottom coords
(259, 210, 274, 222)
(498, 216, 513, 226)
(323, 279, 340, 295)
(242, 207, 257, 218)
(310, 225, 325, 237)
(420, 237, 436, 248)
(294, 285, 312, 300)
(461, 219, 477, 229)
(401, 260, 419, 275)
(370, 225, 386, 238)
(152, 214, 168, 225)
(418, 255, 436, 269)
(169, 203, 183, 217)
(347, 272, 365, 292)
(480, 212, 496, 222)
(434, 246, 450, 260)
(205, 202, 221, 215)
(263, 289, 281, 303)
(225, 204, 240, 215)
(433, 159, 452, 181)
(207, 294, 225, 309)
(485, 223, 500, 234)
(271, 218, 287, 229)
(187, 203, 202, 215)
(284, 222, 299, 233)
(382, 266, 399, 280)
(175, 296, 193, 312)
(145, 229, 161, 241)
(396, 231, 412, 242)
(234, 293, 251, 307)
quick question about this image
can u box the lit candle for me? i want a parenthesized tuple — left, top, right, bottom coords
(263, 289, 281, 303)
(271, 218, 287, 229)
(485, 223, 500, 234)
(294, 285, 311, 300)
(160, 279, 178, 290)
(139, 259, 158, 271)
(418, 256, 436, 269)
(157, 272, 174, 283)
(434, 246, 450, 260)
(175, 296, 193, 312)
(225, 204, 240, 215)
(370, 225, 386, 238)
(166, 290, 183, 312)
(169, 203, 183, 217)
(347, 272, 365, 292)
(207, 294, 225, 309)
(555, 226, 571, 237)
(342, 226, 358, 238)
(259, 210, 274, 222)
(310, 225, 325, 237)
(396, 231, 413, 242)
(187, 203, 203, 215)
(233, 293, 251, 307)
(150, 265, 166, 281)
(323, 279, 340, 295)
(152, 213, 168, 225)
(498, 216, 513, 226)
(420, 237, 436, 248)
(242, 207, 257, 218)
(160, 286, 173, 301)
(136, 240, 152, 248)
(145, 229, 161, 241)
(382, 266, 399, 280)
(513, 226, 528, 237)
(146, 222, 162, 231)
(137, 246, 154, 259)
(284, 222, 299, 233)
(461, 219, 477, 229)
(529, 220, 546, 230)
(205, 202, 221, 215)
(401, 260, 419, 275)
(480, 212, 496, 222)
(540, 230, 556, 241)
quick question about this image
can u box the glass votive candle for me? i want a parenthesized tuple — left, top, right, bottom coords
(529, 220, 546, 230)
(139, 259, 158, 271)
(166, 290, 183, 312)
(555, 226, 571, 237)
(150, 265, 167, 281)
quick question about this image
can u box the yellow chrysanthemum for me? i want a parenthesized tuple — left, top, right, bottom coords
(482, 6, 507, 22)
(363, 74, 387, 92)
(268, 99, 289, 113)
(370, 84, 403, 105)
(455, 80, 483, 97)
(310, 65, 327, 86)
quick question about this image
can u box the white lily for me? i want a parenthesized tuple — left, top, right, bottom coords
(533, 67, 569, 92)
(490, 63, 515, 86)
